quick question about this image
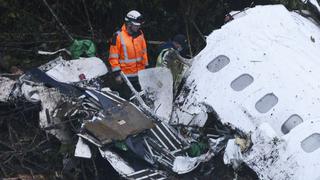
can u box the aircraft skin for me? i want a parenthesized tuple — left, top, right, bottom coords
(172, 5, 320, 180)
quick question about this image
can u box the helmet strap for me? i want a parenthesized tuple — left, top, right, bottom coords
(125, 23, 131, 34)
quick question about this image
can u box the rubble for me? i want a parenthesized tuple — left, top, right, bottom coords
(0, 56, 258, 179)
(3, 4, 319, 179)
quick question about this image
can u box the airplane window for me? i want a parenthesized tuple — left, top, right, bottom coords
(255, 93, 278, 113)
(301, 133, 320, 153)
(207, 55, 230, 73)
(231, 74, 254, 91)
(281, 114, 303, 134)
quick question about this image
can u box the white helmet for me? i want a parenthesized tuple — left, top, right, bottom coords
(125, 10, 144, 26)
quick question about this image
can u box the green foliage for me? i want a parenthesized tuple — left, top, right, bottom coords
(0, 0, 316, 70)
(271, 0, 305, 9)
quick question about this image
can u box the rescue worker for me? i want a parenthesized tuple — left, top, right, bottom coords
(156, 34, 191, 95)
(108, 10, 148, 99)
(156, 34, 188, 67)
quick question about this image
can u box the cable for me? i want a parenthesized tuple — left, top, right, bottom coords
(42, 0, 74, 42)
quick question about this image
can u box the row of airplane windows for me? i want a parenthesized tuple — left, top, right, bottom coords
(207, 55, 320, 153)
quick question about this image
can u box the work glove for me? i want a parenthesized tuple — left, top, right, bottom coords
(166, 49, 179, 60)
(115, 75, 123, 84)
(113, 71, 123, 84)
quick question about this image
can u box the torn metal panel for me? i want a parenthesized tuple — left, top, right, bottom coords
(223, 139, 243, 169)
(45, 57, 108, 83)
(0, 77, 16, 101)
(172, 156, 200, 174)
(75, 137, 92, 159)
(83, 90, 155, 144)
(126, 169, 167, 180)
(99, 148, 168, 179)
(99, 148, 135, 176)
(138, 68, 173, 122)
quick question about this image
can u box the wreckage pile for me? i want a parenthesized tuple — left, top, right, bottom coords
(0, 79, 120, 179)
(3, 3, 320, 180)
(0, 55, 259, 180)
(173, 4, 320, 180)
(0, 109, 119, 180)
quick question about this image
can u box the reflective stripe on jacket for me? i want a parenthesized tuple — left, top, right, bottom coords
(156, 48, 172, 67)
(108, 24, 148, 77)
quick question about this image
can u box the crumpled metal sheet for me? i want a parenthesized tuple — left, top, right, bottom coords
(0, 77, 16, 101)
(84, 92, 155, 145)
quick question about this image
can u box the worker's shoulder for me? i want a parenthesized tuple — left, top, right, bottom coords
(157, 41, 174, 54)
(110, 29, 122, 45)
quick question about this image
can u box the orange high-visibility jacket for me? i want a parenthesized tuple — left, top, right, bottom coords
(108, 24, 148, 77)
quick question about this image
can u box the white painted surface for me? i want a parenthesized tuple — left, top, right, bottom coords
(174, 5, 320, 180)
(0, 77, 16, 101)
(75, 137, 92, 158)
(223, 139, 243, 169)
(99, 148, 135, 175)
(139, 67, 173, 122)
(46, 57, 108, 83)
(172, 156, 199, 174)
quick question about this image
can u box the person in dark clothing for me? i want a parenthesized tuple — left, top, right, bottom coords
(156, 34, 191, 95)
(156, 34, 187, 67)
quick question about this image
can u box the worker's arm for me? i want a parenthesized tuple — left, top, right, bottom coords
(176, 53, 192, 67)
(141, 33, 149, 67)
(108, 34, 123, 83)
(108, 34, 121, 72)
(166, 49, 192, 67)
